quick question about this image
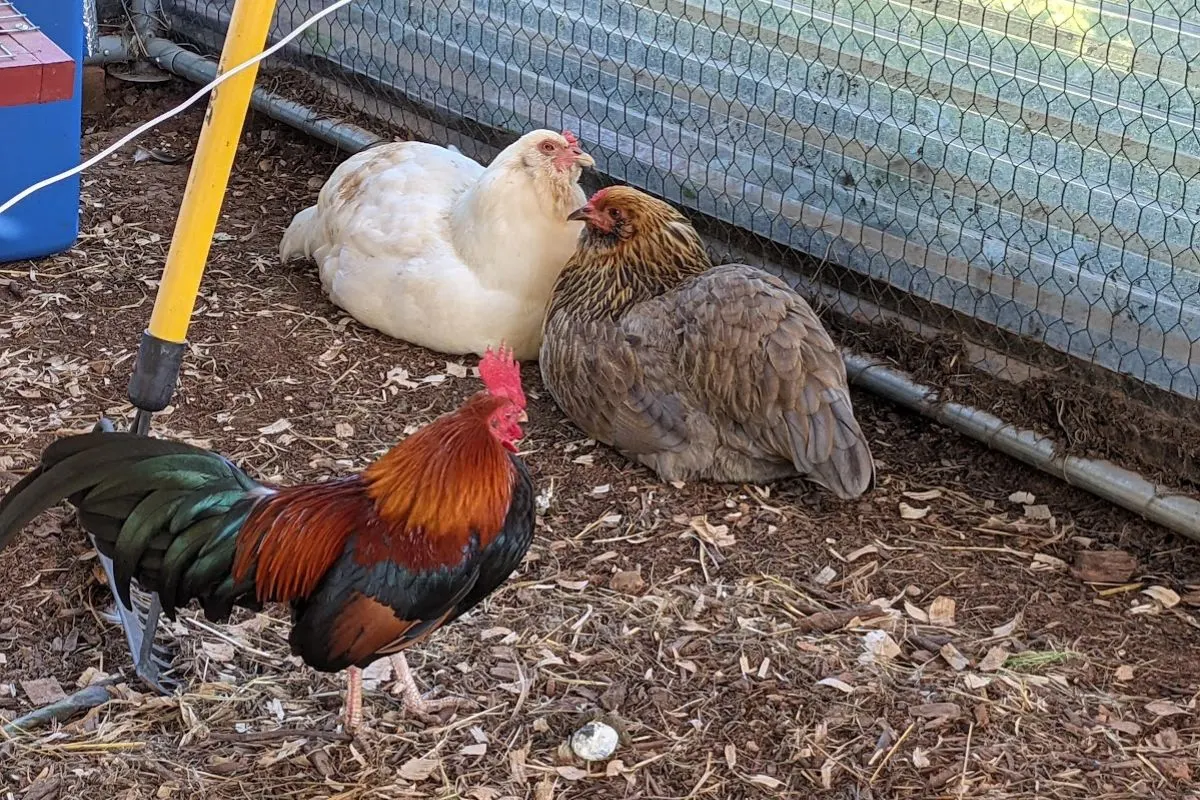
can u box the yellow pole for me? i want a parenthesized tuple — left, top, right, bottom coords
(147, 0, 280, 343)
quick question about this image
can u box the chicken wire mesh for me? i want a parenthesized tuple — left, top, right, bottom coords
(153, 0, 1200, 477)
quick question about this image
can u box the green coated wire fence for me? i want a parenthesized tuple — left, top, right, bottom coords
(156, 0, 1200, 484)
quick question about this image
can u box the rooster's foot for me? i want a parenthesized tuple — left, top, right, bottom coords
(399, 691, 476, 721)
(388, 653, 474, 721)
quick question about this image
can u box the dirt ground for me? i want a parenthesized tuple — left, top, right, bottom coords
(2, 79, 1200, 800)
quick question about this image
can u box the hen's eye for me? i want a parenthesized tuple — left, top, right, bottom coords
(608, 208, 621, 219)
(540, 141, 556, 153)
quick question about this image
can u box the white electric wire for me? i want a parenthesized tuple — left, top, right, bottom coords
(0, 0, 354, 218)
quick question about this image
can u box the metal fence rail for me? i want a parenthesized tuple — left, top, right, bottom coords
(159, 0, 1200, 406)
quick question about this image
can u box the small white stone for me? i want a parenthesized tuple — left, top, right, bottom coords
(570, 721, 619, 762)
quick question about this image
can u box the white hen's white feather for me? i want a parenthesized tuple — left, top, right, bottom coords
(279, 132, 587, 361)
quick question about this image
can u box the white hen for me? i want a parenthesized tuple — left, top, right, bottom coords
(279, 129, 594, 361)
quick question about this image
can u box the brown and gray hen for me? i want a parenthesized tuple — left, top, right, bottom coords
(540, 186, 874, 499)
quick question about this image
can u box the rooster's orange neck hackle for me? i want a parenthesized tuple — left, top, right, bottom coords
(365, 341, 524, 551)
(363, 392, 517, 547)
(235, 346, 527, 595)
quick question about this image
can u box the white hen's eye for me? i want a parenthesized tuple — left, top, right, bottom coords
(540, 141, 557, 153)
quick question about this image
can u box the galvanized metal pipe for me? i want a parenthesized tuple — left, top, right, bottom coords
(86, 35, 381, 151)
(88, 34, 132, 63)
(845, 354, 1200, 542)
(130, 0, 160, 42)
(87, 0, 160, 62)
(84, 0, 100, 58)
(144, 38, 383, 152)
(83, 38, 1200, 543)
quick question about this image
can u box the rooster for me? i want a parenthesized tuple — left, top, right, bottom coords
(0, 347, 534, 732)
(280, 129, 595, 361)
(540, 186, 875, 499)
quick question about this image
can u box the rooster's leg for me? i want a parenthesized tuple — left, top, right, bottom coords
(344, 666, 363, 734)
(389, 652, 472, 718)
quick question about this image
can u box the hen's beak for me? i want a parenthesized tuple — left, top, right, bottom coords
(517, 410, 529, 423)
(567, 205, 592, 223)
(574, 150, 596, 168)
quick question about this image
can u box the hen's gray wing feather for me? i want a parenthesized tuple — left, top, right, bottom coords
(631, 264, 874, 497)
(540, 315, 691, 456)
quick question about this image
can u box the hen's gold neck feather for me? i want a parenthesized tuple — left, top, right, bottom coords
(547, 199, 713, 323)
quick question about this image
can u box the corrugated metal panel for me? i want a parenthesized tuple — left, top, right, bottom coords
(164, 0, 1200, 399)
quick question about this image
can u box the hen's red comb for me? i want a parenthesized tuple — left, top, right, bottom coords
(561, 130, 579, 147)
(479, 343, 526, 408)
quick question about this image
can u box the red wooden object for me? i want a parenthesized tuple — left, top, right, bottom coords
(0, 2, 75, 107)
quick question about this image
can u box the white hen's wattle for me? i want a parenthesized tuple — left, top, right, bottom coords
(279, 131, 589, 361)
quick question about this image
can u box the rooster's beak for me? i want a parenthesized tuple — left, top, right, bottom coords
(567, 205, 591, 223)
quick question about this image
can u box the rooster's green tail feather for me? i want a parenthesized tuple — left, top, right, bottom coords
(0, 431, 266, 620)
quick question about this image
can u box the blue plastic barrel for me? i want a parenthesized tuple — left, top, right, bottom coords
(0, 0, 84, 262)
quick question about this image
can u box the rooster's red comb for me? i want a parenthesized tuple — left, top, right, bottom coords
(479, 343, 526, 408)
(561, 129, 579, 147)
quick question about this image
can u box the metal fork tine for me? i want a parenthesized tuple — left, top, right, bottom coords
(137, 593, 163, 667)
(94, 547, 146, 655)
(90, 539, 178, 694)
(84, 416, 181, 693)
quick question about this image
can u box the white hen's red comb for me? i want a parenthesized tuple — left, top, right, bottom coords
(479, 344, 526, 408)
(561, 130, 579, 147)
